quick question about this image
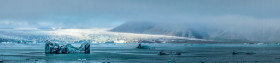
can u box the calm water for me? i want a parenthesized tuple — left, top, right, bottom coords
(1, 43, 280, 63)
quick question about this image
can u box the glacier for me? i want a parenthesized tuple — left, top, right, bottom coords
(0, 28, 189, 43)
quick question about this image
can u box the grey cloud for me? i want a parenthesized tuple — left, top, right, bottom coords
(0, 0, 280, 29)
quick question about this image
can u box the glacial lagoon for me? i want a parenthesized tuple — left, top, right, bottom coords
(1, 43, 280, 63)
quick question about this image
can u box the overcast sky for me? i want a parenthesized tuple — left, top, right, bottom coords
(0, 0, 280, 29)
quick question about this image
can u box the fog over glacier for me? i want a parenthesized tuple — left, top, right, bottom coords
(112, 16, 280, 42)
(0, 0, 280, 42)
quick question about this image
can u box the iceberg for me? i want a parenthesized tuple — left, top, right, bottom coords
(45, 40, 90, 54)
(136, 43, 151, 49)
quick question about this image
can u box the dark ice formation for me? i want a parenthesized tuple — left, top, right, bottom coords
(158, 51, 181, 55)
(45, 40, 90, 54)
(232, 51, 256, 55)
(136, 43, 151, 49)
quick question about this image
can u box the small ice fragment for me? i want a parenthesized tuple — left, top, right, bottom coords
(136, 43, 151, 49)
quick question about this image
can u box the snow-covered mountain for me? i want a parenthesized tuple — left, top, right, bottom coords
(111, 21, 280, 42)
(111, 21, 200, 39)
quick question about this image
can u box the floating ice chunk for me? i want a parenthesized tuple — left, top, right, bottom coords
(136, 43, 151, 49)
(45, 41, 60, 54)
(158, 51, 181, 55)
(79, 43, 90, 54)
(45, 40, 90, 54)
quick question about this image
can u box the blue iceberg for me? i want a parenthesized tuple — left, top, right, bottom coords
(45, 40, 90, 54)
